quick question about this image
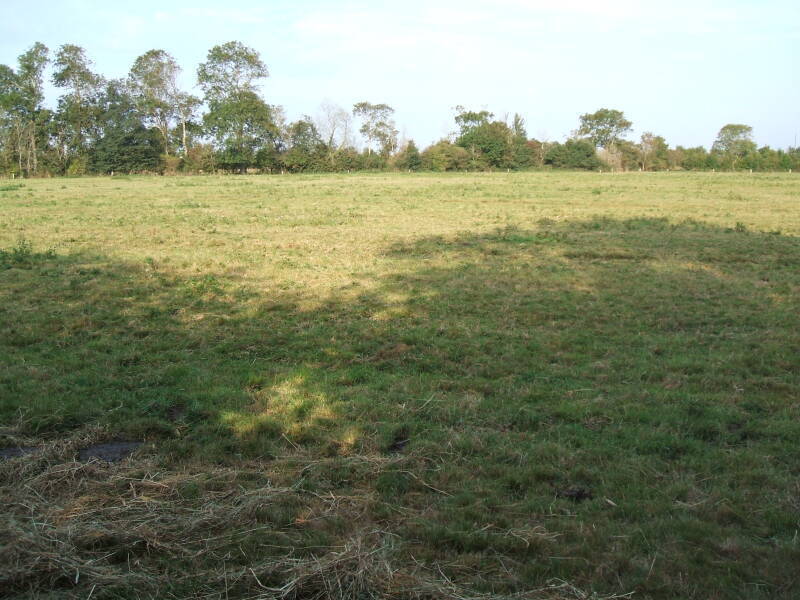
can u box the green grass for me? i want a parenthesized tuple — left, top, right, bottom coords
(1, 172, 799, 599)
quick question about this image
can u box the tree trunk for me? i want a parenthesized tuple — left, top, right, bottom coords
(160, 124, 170, 156)
(30, 121, 37, 175)
(182, 119, 188, 155)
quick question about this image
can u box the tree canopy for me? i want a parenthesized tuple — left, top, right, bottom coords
(712, 124, 757, 169)
(352, 102, 398, 156)
(576, 108, 632, 149)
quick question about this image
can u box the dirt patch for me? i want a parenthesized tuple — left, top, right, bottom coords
(166, 402, 187, 422)
(386, 427, 410, 453)
(78, 441, 142, 463)
(0, 446, 38, 459)
(373, 343, 412, 361)
(556, 486, 593, 502)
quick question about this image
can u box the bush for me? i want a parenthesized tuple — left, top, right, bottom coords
(183, 145, 215, 173)
(544, 139, 604, 170)
(421, 141, 470, 171)
(66, 156, 88, 176)
(162, 154, 183, 175)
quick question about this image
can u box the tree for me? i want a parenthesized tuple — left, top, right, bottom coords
(576, 108, 632, 149)
(0, 43, 49, 176)
(197, 42, 276, 172)
(203, 91, 277, 172)
(509, 113, 533, 168)
(89, 79, 162, 173)
(544, 139, 604, 170)
(453, 107, 493, 136)
(315, 100, 355, 170)
(526, 138, 552, 168)
(671, 145, 711, 170)
(420, 140, 469, 171)
(282, 116, 326, 172)
(197, 41, 268, 101)
(52, 45, 100, 101)
(604, 139, 640, 171)
(129, 50, 202, 158)
(352, 102, 398, 155)
(316, 100, 354, 149)
(173, 91, 201, 156)
(638, 132, 669, 171)
(0, 64, 23, 175)
(395, 140, 421, 171)
(453, 106, 516, 169)
(51, 44, 102, 173)
(128, 50, 182, 155)
(786, 147, 800, 171)
(712, 124, 756, 170)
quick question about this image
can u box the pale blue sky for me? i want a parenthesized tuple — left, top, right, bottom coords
(2, 0, 798, 149)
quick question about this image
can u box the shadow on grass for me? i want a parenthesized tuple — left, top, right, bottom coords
(1, 217, 799, 598)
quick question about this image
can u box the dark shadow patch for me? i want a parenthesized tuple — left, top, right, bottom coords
(556, 486, 593, 502)
(0, 446, 38, 459)
(386, 427, 410, 453)
(166, 402, 187, 422)
(78, 441, 142, 463)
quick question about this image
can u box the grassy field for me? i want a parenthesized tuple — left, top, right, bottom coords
(1, 171, 799, 599)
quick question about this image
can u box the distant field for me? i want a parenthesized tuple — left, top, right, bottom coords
(1, 172, 799, 599)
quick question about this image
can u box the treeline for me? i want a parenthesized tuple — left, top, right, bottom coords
(1, 42, 798, 177)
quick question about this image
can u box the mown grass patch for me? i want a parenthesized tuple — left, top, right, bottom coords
(1, 172, 799, 599)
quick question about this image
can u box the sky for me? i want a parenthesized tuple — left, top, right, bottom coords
(2, 0, 798, 149)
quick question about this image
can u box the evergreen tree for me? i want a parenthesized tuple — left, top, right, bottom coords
(88, 80, 161, 173)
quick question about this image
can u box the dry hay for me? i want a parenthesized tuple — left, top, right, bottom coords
(1, 427, 627, 600)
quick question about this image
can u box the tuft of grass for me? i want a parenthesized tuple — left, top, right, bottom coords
(0, 238, 56, 268)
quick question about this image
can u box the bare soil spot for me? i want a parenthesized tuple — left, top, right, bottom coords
(386, 427, 410, 453)
(166, 402, 187, 422)
(557, 486, 594, 502)
(0, 446, 38, 459)
(78, 441, 142, 463)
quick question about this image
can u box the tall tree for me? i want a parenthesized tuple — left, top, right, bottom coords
(51, 44, 102, 172)
(509, 113, 532, 168)
(453, 106, 516, 169)
(197, 41, 268, 100)
(352, 102, 398, 155)
(197, 41, 276, 172)
(395, 139, 421, 171)
(52, 45, 100, 107)
(712, 124, 756, 170)
(0, 66, 18, 174)
(316, 100, 354, 149)
(315, 100, 354, 170)
(128, 49, 181, 155)
(173, 91, 201, 155)
(453, 106, 493, 136)
(576, 108, 632, 149)
(89, 79, 162, 174)
(0, 43, 49, 176)
(638, 132, 669, 171)
(282, 116, 326, 172)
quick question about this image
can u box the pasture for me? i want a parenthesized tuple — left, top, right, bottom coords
(1, 171, 799, 599)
